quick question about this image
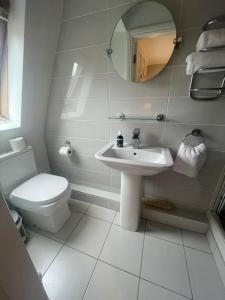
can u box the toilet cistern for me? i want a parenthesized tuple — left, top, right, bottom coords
(132, 128, 140, 149)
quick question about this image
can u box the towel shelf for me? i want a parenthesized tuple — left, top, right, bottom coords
(189, 15, 225, 100)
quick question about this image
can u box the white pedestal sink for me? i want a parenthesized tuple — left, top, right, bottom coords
(95, 144, 174, 231)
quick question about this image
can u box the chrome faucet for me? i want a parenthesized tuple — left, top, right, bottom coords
(132, 128, 140, 149)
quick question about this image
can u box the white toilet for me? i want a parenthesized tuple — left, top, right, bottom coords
(0, 146, 71, 233)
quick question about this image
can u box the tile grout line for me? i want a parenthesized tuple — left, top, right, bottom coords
(137, 219, 146, 300)
(36, 207, 212, 257)
(139, 276, 193, 300)
(81, 209, 116, 300)
(181, 230, 194, 300)
(42, 242, 64, 278)
(32, 210, 206, 300)
(42, 212, 88, 279)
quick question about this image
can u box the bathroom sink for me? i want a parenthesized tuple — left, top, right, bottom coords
(95, 143, 173, 176)
(95, 143, 173, 232)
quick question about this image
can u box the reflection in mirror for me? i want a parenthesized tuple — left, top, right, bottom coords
(110, 1, 176, 82)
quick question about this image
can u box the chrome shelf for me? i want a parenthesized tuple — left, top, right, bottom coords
(108, 113, 165, 121)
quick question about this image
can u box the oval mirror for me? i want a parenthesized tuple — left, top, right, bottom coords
(110, 1, 176, 82)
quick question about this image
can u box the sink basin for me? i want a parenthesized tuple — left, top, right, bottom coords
(95, 143, 173, 176)
(95, 143, 174, 232)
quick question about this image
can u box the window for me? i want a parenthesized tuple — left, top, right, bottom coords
(0, 1, 8, 121)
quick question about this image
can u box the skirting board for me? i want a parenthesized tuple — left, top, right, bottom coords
(70, 183, 208, 233)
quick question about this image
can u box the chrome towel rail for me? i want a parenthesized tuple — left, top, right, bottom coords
(189, 15, 225, 100)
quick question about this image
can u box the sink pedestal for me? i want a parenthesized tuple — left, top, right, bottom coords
(120, 172, 142, 231)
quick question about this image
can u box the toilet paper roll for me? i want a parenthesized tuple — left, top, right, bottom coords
(9, 137, 26, 152)
(58, 146, 72, 157)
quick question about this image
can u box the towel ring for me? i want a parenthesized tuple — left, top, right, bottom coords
(183, 129, 205, 144)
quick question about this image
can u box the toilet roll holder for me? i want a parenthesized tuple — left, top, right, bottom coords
(65, 141, 71, 147)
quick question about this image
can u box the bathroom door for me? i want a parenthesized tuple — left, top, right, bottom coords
(0, 191, 48, 300)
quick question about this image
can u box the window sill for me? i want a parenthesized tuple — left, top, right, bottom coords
(0, 118, 20, 131)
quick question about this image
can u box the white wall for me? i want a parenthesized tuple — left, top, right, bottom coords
(0, 0, 63, 172)
(0, 192, 48, 300)
(45, 0, 225, 214)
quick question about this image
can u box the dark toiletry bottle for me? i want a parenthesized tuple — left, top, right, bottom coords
(117, 130, 123, 147)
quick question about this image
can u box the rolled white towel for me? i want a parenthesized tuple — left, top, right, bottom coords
(196, 28, 225, 51)
(186, 50, 225, 75)
(173, 142, 207, 177)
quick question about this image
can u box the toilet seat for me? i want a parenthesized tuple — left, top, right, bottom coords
(10, 173, 69, 209)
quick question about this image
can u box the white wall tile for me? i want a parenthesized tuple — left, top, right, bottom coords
(63, 0, 107, 20)
(109, 69, 172, 98)
(170, 66, 190, 97)
(53, 44, 108, 77)
(180, 0, 225, 30)
(48, 150, 111, 174)
(49, 74, 109, 100)
(47, 99, 108, 122)
(46, 120, 110, 140)
(58, 11, 107, 50)
(110, 122, 164, 145)
(155, 184, 214, 212)
(52, 164, 112, 191)
(46, 0, 225, 213)
(157, 170, 220, 193)
(110, 98, 168, 119)
(168, 97, 225, 125)
(107, 0, 138, 9)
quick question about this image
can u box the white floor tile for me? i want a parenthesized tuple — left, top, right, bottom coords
(26, 233, 62, 275)
(66, 215, 110, 258)
(83, 261, 139, 300)
(138, 279, 190, 300)
(69, 199, 90, 213)
(113, 212, 146, 233)
(43, 246, 96, 300)
(39, 212, 83, 243)
(146, 221, 182, 245)
(100, 225, 144, 275)
(182, 230, 211, 253)
(141, 236, 191, 298)
(186, 247, 225, 300)
(86, 205, 116, 223)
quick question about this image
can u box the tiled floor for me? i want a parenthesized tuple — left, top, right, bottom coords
(26, 200, 225, 300)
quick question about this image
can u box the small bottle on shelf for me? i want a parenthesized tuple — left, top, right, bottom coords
(117, 130, 123, 147)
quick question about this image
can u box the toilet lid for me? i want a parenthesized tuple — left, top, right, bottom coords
(10, 173, 69, 208)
